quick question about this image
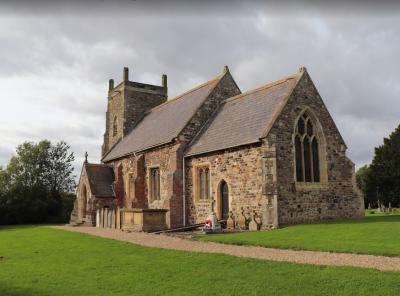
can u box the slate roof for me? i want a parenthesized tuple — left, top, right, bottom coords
(85, 164, 115, 197)
(185, 72, 301, 156)
(103, 73, 224, 162)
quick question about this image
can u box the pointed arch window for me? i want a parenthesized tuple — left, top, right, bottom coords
(295, 113, 320, 183)
(113, 116, 118, 137)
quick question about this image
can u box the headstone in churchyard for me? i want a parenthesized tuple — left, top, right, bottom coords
(249, 211, 258, 231)
(226, 211, 235, 230)
(389, 202, 392, 212)
(255, 211, 262, 230)
(108, 210, 112, 228)
(245, 207, 252, 229)
(104, 208, 109, 227)
(378, 200, 381, 212)
(368, 203, 371, 210)
(237, 207, 247, 230)
(96, 209, 100, 227)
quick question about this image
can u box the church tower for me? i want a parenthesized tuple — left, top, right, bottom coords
(102, 67, 168, 157)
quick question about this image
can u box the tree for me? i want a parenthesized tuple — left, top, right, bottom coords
(356, 165, 371, 207)
(367, 124, 400, 207)
(0, 140, 76, 225)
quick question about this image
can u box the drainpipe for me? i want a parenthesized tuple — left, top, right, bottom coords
(182, 156, 186, 226)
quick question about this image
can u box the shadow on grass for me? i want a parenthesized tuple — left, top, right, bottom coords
(0, 224, 63, 231)
(265, 214, 400, 230)
(0, 282, 52, 296)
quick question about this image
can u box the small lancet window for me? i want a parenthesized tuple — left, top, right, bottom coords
(294, 113, 320, 183)
(150, 168, 160, 201)
(113, 116, 118, 137)
(197, 166, 210, 200)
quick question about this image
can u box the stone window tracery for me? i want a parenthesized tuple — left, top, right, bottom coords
(295, 113, 320, 183)
(196, 166, 210, 200)
(149, 167, 160, 201)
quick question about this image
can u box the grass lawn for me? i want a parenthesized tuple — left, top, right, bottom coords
(197, 214, 400, 257)
(0, 226, 399, 295)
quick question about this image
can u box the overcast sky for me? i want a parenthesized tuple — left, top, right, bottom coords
(1, 1, 399, 177)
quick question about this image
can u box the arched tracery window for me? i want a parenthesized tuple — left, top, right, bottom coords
(295, 113, 320, 182)
(113, 116, 118, 137)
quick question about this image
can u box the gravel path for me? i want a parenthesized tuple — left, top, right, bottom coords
(52, 226, 400, 272)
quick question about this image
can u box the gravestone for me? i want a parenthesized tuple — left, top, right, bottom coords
(226, 211, 235, 230)
(237, 208, 247, 230)
(244, 207, 252, 229)
(95, 209, 99, 227)
(248, 211, 258, 231)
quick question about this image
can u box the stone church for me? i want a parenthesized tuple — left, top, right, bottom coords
(70, 65, 364, 230)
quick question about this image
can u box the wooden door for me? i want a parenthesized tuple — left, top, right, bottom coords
(220, 181, 229, 220)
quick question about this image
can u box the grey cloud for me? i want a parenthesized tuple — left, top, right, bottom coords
(1, 1, 400, 178)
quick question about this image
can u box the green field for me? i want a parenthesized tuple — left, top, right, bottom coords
(0, 226, 399, 295)
(197, 214, 400, 257)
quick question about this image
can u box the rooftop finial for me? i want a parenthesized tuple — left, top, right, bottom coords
(162, 74, 167, 88)
(123, 67, 129, 82)
(109, 79, 114, 91)
(299, 66, 307, 73)
(84, 152, 88, 164)
(223, 65, 230, 73)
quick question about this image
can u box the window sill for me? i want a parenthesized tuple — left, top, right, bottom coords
(195, 199, 212, 204)
(295, 182, 327, 191)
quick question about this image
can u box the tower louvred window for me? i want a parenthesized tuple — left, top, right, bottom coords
(295, 113, 320, 183)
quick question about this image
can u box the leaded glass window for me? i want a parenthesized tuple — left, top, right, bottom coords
(295, 113, 320, 183)
(150, 168, 160, 201)
(197, 167, 210, 200)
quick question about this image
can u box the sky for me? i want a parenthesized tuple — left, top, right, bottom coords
(1, 1, 399, 178)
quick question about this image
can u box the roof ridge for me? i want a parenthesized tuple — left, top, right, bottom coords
(222, 72, 299, 105)
(145, 72, 225, 113)
(85, 163, 112, 167)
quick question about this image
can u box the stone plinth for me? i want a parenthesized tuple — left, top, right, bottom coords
(120, 208, 168, 232)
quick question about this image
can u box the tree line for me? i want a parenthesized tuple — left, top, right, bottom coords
(356, 124, 400, 208)
(0, 140, 76, 224)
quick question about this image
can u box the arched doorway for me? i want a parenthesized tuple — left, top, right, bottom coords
(80, 185, 87, 220)
(219, 180, 229, 220)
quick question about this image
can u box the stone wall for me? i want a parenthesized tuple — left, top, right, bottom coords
(110, 143, 183, 228)
(185, 144, 265, 225)
(102, 73, 167, 157)
(123, 83, 167, 135)
(266, 70, 364, 225)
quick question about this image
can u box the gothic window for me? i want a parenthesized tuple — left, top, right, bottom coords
(113, 116, 118, 137)
(197, 166, 210, 200)
(128, 174, 135, 204)
(149, 167, 160, 201)
(295, 113, 320, 182)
